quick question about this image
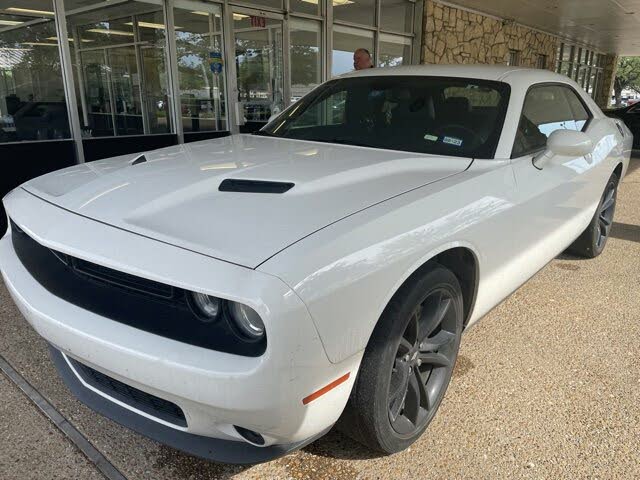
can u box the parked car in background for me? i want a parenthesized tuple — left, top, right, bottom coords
(0, 66, 633, 464)
(605, 102, 640, 149)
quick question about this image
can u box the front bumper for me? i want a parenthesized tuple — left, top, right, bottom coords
(48, 346, 330, 464)
(0, 188, 361, 462)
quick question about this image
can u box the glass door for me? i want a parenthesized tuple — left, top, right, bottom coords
(232, 10, 285, 133)
(81, 49, 114, 137)
(108, 47, 144, 136)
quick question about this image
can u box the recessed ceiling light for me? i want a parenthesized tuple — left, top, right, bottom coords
(191, 11, 221, 17)
(46, 36, 94, 43)
(23, 42, 58, 46)
(233, 13, 249, 20)
(302, 0, 354, 4)
(0, 19, 23, 25)
(124, 21, 181, 30)
(7, 7, 54, 15)
(86, 28, 134, 36)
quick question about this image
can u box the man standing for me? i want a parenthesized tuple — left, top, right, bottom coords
(353, 48, 374, 70)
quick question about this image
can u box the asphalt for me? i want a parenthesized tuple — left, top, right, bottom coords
(0, 155, 639, 480)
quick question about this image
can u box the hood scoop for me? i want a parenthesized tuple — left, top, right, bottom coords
(131, 154, 147, 166)
(219, 179, 294, 194)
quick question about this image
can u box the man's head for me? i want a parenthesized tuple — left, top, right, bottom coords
(353, 48, 373, 70)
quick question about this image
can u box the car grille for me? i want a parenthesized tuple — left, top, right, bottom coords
(69, 356, 187, 427)
(71, 256, 174, 300)
(9, 218, 267, 357)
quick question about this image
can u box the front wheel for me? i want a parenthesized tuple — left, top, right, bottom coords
(339, 264, 463, 453)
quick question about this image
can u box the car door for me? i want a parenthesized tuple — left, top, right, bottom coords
(622, 104, 640, 147)
(508, 83, 604, 273)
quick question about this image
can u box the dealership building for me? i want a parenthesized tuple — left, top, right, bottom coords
(0, 0, 639, 227)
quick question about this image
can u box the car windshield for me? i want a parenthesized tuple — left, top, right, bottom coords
(259, 76, 511, 159)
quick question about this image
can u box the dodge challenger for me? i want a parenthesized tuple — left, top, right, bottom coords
(0, 65, 633, 464)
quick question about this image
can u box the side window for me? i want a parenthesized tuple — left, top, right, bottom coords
(512, 84, 591, 158)
(562, 88, 591, 131)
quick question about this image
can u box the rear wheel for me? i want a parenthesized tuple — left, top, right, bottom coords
(339, 264, 463, 453)
(567, 172, 618, 258)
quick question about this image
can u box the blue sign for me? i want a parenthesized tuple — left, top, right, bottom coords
(209, 52, 223, 74)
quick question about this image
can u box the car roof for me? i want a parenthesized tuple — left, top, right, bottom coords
(338, 64, 570, 84)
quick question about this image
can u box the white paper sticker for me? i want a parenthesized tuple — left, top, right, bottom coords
(443, 136, 463, 147)
(424, 134, 439, 142)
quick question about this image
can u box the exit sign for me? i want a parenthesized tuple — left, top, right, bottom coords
(250, 16, 266, 28)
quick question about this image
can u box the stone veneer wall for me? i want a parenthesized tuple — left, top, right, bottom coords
(594, 54, 619, 108)
(422, 1, 559, 70)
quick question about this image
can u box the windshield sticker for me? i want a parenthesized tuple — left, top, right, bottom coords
(443, 136, 463, 147)
(424, 134, 439, 142)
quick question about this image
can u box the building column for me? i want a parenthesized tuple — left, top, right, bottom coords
(595, 54, 619, 109)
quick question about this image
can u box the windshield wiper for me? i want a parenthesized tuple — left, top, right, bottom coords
(253, 130, 276, 137)
(327, 137, 376, 148)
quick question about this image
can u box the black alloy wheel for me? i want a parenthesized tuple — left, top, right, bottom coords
(388, 289, 458, 436)
(339, 264, 463, 453)
(568, 171, 619, 258)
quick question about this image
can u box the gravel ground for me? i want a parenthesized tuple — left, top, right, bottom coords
(0, 156, 638, 480)
(0, 372, 102, 480)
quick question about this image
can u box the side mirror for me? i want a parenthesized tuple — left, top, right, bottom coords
(533, 129, 593, 169)
(547, 129, 593, 157)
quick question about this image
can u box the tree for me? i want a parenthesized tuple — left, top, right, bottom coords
(614, 57, 640, 107)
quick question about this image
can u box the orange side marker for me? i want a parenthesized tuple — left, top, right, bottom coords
(302, 372, 351, 405)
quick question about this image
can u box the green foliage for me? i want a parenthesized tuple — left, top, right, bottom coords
(613, 56, 640, 105)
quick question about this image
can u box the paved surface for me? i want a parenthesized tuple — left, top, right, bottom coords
(1, 156, 639, 480)
(0, 372, 102, 480)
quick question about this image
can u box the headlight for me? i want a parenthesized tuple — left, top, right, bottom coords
(189, 292, 221, 322)
(227, 301, 265, 341)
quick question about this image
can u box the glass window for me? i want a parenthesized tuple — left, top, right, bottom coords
(0, 1, 71, 143)
(563, 87, 590, 130)
(333, 0, 375, 27)
(290, 19, 321, 103)
(173, 3, 227, 133)
(332, 25, 373, 77)
(260, 76, 511, 159)
(381, 0, 413, 33)
(536, 54, 547, 69)
(512, 85, 591, 157)
(290, 0, 321, 16)
(507, 49, 520, 66)
(378, 34, 411, 67)
(65, 0, 172, 138)
(234, 14, 284, 124)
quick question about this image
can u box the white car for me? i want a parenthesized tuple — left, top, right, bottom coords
(0, 66, 633, 463)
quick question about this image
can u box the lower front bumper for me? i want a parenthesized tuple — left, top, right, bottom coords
(49, 345, 329, 465)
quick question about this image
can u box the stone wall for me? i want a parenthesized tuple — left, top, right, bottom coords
(422, 1, 559, 70)
(594, 54, 618, 108)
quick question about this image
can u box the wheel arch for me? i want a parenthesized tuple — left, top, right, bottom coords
(614, 162, 623, 180)
(375, 243, 480, 335)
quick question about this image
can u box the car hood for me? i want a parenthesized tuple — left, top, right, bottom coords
(22, 135, 471, 268)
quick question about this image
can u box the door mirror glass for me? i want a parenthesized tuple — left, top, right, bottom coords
(547, 129, 593, 157)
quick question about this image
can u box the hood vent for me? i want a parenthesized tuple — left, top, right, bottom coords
(219, 179, 294, 194)
(131, 154, 147, 166)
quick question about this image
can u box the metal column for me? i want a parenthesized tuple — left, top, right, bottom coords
(162, 0, 184, 143)
(53, 0, 85, 163)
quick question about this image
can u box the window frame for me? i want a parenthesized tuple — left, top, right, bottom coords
(510, 81, 594, 160)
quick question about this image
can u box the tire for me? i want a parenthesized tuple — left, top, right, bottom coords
(567, 172, 619, 259)
(338, 263, 464, 454)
